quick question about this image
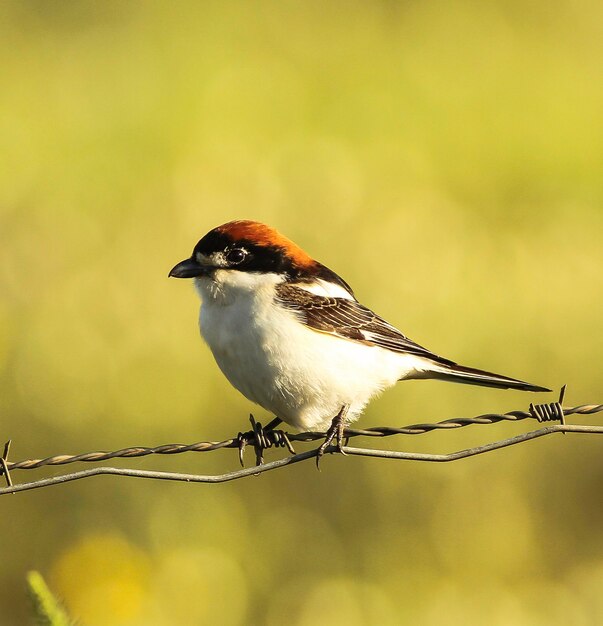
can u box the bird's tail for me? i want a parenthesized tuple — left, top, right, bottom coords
(415, 362, 550, 392)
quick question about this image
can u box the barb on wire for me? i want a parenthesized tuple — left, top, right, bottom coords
(1, 395, 602, 496)
(0, 440, 12, 488)
(237, 415, 295, 467)
(529, 384, 566, 424)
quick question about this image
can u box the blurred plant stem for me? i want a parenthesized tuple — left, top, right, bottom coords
(26, 571, 74, 626)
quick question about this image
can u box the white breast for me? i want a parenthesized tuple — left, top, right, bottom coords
(195, 271, 423, 430)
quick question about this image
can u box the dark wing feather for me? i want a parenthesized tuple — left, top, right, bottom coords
(276, 285, 455, 366)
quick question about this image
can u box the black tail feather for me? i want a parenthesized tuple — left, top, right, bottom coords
(419, 362, 550, 392)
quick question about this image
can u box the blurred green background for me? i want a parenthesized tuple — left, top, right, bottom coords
(1, 1, 602, 624)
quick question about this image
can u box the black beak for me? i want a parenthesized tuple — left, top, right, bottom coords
(168, 258, 207, 278)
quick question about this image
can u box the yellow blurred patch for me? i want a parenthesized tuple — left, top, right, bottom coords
(50, 533, 150, 626)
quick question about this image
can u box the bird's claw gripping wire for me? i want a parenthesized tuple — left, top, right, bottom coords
(237, 415, 295, 467)
(316, 405, 350, 469)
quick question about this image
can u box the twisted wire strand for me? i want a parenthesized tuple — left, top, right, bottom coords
(4, 403, 602, 472)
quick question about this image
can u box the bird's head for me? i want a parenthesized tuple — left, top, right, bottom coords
(169, 220, 355, 299)
(169, 220, 318, 292)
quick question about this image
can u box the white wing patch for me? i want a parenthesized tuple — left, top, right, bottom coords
(295, 278, 356, 301)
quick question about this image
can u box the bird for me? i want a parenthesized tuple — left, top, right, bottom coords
(169, 219, 550, 463)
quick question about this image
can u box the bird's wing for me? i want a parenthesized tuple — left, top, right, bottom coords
(275, 284, 455, 366)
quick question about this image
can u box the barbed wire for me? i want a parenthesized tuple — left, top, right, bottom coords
(5, 392, 597, 471)
(1, 392, 602, 496)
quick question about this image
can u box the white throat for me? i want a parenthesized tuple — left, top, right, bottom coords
(194, 269, 283, 306)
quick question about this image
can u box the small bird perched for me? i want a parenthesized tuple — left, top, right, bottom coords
(170, 220, 549, 461)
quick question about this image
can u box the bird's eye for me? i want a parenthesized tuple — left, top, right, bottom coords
(225, 248, 247, 265)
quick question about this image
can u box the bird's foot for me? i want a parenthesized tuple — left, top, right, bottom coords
(237, 415, 295, 467)
(316, 405, 350, 469)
